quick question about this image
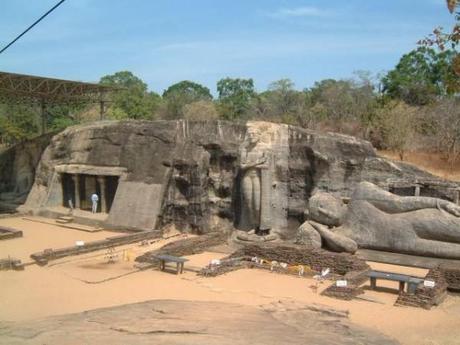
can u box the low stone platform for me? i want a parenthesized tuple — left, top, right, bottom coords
(38, 207, 109, 230)
(0, 257, 24, 270)
(357, 249, 460, 269)
(22, 216, 103, 233)
(31, 230, 162, 265)
(232, 243, 369, 275)
(136, 232, 228, 264)
(0, 226, 22, 240)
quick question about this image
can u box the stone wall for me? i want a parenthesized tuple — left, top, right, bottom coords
(395, 268, 448, 309)
(230, 243, 369, 275)
(0, 133, 53, 212)
(394, 265, 460, 309)
(0, 226, 23, 240)
(135, 232, 229, 263)
(439, 263, 460, 291)
(31, 230, 162, 265)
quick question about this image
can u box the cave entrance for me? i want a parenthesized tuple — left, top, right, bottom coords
(61, 174, 119, 213)
(61, 173, 75, 209)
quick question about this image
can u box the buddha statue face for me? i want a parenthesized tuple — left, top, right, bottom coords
(246, 127, 260, 145)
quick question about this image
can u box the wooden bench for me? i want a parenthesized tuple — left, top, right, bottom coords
(155, 254, 189, 274)
(367, 270, 423, 294)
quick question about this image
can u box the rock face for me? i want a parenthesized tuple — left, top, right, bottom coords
(294, 221, 322, 248)
(309, 221, 358, 254)
(0, 119, 454, 236)
(307, 191, 346, 226)
(0, 300, 399, 345)
(0, 133, 53, 212)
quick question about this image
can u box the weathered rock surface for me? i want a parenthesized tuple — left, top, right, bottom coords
(309, 221, 358, 254)
(294, 221, 322, 248)
(0, 300, 398, 345)
(0, 133, 53, 212)
(335, 182, 460, 259)
(0, 119, 455, 235)
(307, 191, 346, 226)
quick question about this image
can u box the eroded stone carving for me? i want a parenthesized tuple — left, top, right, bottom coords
(307, 191, 346, 227)
(5, 120, 459, 241)
(304, 181, 460, 259)
(294, 221, 322, 248)
(238, 125, 271, 234)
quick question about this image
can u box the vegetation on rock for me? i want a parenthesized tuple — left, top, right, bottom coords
(1, 1, 459, 168)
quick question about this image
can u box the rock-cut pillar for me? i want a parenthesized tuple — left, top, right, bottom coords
(259, 168, 272, 232)
(97, 176, 107, 213)
(72, 174, 80, 209)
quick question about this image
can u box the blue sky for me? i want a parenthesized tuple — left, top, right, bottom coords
(0, 0, 456, 94)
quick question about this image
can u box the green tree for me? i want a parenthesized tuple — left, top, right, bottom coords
(382, 47, 458, 105)
(100, 71, 161, 119)
(250, 79, 313, 127)
(266, 79, 301, 115)
(217, 78, 255, 120)
(309, 79, 356, 121)
(308, 77, 376, 131)
(0, 103, 40, 145)
(162, 80, 212, 119)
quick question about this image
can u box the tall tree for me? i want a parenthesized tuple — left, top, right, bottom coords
(309, 78, 375, 121)
(266, 79, 301, 116)
(100, 71, 161, 120)
(217, 78, 255, 120)
(250, 79, 312, 126)
(382, 47, 458, 105)
(162, 80, 212, 119)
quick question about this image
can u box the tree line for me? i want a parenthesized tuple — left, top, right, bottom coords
(1, 1, 458, 165)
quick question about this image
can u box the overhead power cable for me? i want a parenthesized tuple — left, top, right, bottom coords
(0, 0, 67, 55)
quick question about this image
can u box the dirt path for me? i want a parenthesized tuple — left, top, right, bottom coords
(1, 217, 460, 345)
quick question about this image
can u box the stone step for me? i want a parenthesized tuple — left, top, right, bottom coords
(56, 216, 74, 224)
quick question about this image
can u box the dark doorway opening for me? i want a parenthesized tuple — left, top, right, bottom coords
(79, 175, 100, 211)
(61, 173, 75, 208)
(105, 176, 119, 212)
(61, 173, 119, 213)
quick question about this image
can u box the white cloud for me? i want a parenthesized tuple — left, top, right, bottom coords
(268, 6, 329, 18)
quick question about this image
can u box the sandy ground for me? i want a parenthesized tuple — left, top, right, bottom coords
(0, 217, 117, 263)
(1, 217, 460, 345)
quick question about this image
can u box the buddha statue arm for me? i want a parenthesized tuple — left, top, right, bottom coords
(353, 182, 460, 217)
(240, 155, 267, 171)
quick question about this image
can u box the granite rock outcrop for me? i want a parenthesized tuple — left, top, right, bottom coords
(0, 120, 457, 239)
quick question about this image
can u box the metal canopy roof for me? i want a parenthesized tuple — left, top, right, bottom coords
(0, 71, 119, 104)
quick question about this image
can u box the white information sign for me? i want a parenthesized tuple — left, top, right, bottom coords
(423, 280, 436, 288)
(336, 280, 348, 287)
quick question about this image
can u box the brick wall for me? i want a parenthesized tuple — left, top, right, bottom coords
(395, 268, 448, 309)
(231, 243, 369, 275)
